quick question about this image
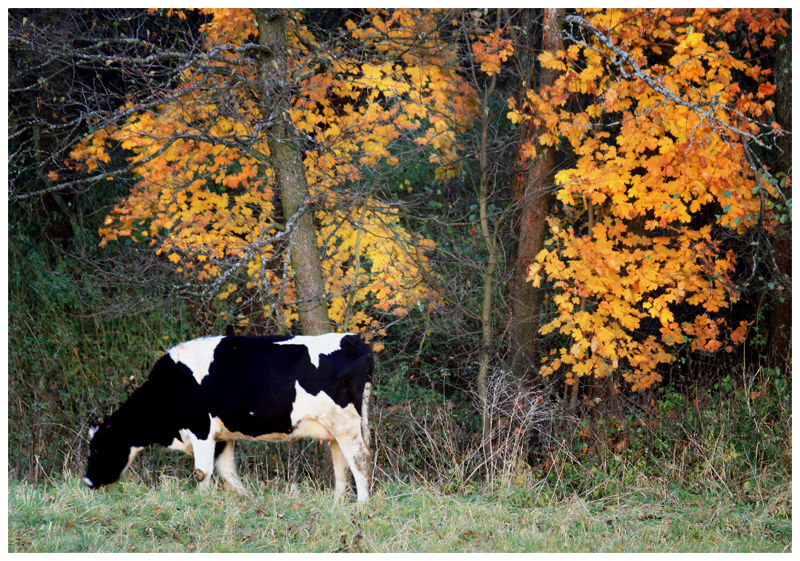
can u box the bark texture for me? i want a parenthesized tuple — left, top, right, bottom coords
(509, 8, 564, 384)
(768, 19, 791, 367)
(255, 9, 331, 335)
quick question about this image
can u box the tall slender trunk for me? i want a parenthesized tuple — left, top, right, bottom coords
(255, 9, 330, 335)
(509, 8, 564, 384)
(477, 69, 499, 458)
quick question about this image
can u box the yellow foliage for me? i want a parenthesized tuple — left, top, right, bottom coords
(515, 8, 786, 390)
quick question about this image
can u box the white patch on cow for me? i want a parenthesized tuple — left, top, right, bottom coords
(211, 382, 369, 500)
(213, 416, 333, 443)
(168, 336, 225, 383)
(289, 380, 348, 427)
(275, 333, 352, 368)
(88, 426, 98, 440)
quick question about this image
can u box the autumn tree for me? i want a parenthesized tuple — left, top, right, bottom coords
(512, 9, 789, 397)
(65, 8, 477, 346)
(766, 19, 792, 368)
(8, 10, 205, 242)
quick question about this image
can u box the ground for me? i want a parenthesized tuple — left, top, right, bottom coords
(8, 474, 791, 553)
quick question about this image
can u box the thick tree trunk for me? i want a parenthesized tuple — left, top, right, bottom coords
(509, 8, 563, 384)
(768, 18, 791, 367)
(255, 9, 331, 335)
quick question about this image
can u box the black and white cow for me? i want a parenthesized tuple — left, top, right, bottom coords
(84, 333, 373, 502)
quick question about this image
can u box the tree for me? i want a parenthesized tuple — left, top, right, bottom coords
(766, 18, 792, 367)
(458, 8, 514, 455)
(514, 9, 789, 394)
(508, 8, 564, 385)
(66, 8, 477, 345)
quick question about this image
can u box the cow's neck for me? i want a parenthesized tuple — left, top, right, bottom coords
(109, 380, 160, 446)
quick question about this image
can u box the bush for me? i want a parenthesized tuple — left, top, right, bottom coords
(371, 364, 559, 493)
(536, 364, 792, 499)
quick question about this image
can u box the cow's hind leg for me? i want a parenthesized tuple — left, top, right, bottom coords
(326, 413, 370, 502)
(329, 440, 351, 502)
(214, 441, 250, 496)
(334, 435, 370, 502)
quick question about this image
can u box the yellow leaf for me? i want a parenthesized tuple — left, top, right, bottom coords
(507, 109, 524, 125)
(682, 32, 705, 49)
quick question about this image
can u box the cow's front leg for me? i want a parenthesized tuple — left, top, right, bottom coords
(214, 441, 250, 496)
(188, 433, 216, 492)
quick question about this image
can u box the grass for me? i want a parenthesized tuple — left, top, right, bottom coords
(8, 472, 791, 553)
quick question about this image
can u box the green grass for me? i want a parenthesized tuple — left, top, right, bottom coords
(8, 473, 791, 553)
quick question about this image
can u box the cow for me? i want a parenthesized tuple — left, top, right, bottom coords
(83, 332, 373, 502)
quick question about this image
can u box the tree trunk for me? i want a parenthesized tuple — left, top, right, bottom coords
(768, 18, 791, 368)
(509, 8, 563, 384)
(255, 9, 331, 335)
(477, 66, 500, 463)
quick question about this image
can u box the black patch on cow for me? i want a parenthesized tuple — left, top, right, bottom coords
(85, 423, 133, 488)
(200, 335, 298, 437)
(296, 334, 374, 413)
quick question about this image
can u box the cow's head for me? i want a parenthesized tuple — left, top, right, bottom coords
(83, 416, 130, 489)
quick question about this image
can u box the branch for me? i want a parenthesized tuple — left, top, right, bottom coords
(562, 14, 773, 148)
(203, 197, 310, 297)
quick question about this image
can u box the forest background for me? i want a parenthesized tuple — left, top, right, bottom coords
(6, 8, 792, 551)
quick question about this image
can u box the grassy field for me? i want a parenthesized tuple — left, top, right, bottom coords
(8, 472, 791, 553)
